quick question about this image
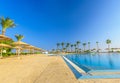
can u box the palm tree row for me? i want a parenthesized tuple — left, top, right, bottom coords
(56, 41, 81, 53)
(54, 39, 112, 53)
(0, 17, 25, 40)
(0, 16, 42, 57)
(0, 17, 25, 41)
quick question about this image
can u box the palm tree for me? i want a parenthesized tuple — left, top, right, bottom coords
(76, 41, 80, 49)
(111, 48, 114, 52)
(83, 43, 86, 52)
(0, 17, 15, 35)
(61, 42, 65, 52)
(88, 42, 90, 51)
(66, 43, 70, 52)
(15, 34, 24, 41)
(14, 34, 24, 57)
(63, 48, 66, 52)
(79, 49, 81, 53)
(52, 49, 55, 53)
(56, 43, 60, 51)
(71, 44, 73, 52)
(76, 41, 80, 53)
(75, 48, 78, 53)
(106, 39, 111, 52)
(74, 44, 77, 53)
(96, 41, 99, 52)
(66, 45, 68, 52)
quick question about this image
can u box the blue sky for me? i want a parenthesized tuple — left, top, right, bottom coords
(0, 0, 120, 50)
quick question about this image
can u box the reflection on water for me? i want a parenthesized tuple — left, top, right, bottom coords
(65, 53, 120, 70)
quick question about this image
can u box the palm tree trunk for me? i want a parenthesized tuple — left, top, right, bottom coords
(77, 45, 79, 53)
(84, 46, 85, 52)
(57, 46, 59, 51)
(66, 47, 68, 52)
(97, 44, 99, 52)
(1, 49, 2, 58)
(71, 47, 72, 52)
(62, 46, 64, 52)
(78, 45, 79, 49)
(77, 46, 78, 53)
(2, 30, 5, 35)
(74, 47, 76, 53)
(89, 44, 90, 51)
(108, 44, 110, 52)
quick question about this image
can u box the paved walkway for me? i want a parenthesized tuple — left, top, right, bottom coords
(34, 56, 78, 83)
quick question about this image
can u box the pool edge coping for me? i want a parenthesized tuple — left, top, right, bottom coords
(63, 56, 120, 79)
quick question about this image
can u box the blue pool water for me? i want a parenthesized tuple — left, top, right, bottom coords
(65, 53, 120, 71)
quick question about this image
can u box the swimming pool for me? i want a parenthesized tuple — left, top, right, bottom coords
(64, 53, 120, 79)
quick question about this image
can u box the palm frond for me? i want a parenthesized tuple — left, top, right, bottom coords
(0, 17, 15, 29)
(15, 34, 24, 41)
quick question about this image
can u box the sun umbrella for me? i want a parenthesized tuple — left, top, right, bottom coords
(13, 46, 22, 49)
(34, 47, 41, 51)
(12, 41, 29, 57)
(24, 45, 36, 54)
(33, 48, 41, 54)
(12, 46, 23, 56)
(24, 45, 35, 48)
(0, 44, 12, 58)
(0, 35, 12, 40)
(12, 41, 29, 46)
(0, 44, 11, 48)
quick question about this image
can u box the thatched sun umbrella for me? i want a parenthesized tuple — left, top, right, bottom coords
(34, 47, 42, 54)
(12, 41, 29, 57)
(0, 35, 12, 40)
(0, 44, 12, 58)
(12, 46, 22, 57)
(24, 45, 35, 54)
(34, 47, 41, 51)
(34, 47, 41, 52)
(0, 35, 12, 58)
(12, 41, 29, 46)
